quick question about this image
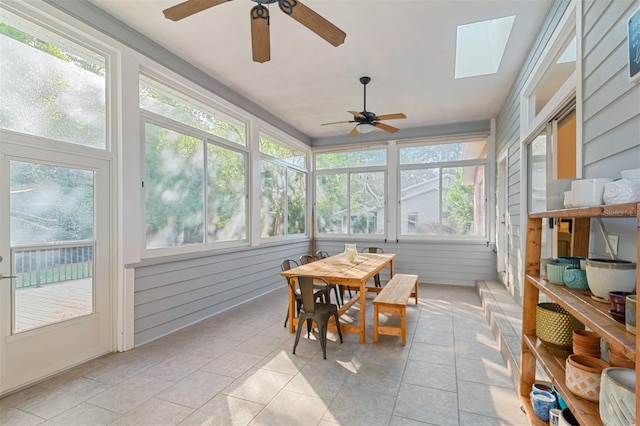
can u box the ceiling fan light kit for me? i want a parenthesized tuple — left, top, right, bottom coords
(356, 123, 375, 134)
(163, 0, 346, 63)
(321, 76, 407, 136)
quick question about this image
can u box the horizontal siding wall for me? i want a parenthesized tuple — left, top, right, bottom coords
(581, 0, 640, 263)
(133, 241, 310, 345)
(316, 240, 496, 286)
(582, 0, 640, 176)
(494, 0, 571, 299)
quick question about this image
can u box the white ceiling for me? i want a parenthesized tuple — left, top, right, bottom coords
(88, 0, 552, 141)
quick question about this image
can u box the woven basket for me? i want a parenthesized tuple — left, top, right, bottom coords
(536, 303, 584, 349)
(565, 355, 609, 402)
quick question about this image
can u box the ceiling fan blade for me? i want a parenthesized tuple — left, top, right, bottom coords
(321, 120, 352, 126)
(374, 122, 400, 133)
(163, 0, 230, 21)
(348, 110, 365, 119)
(375, 113, 407, 121)
(251, 5, 270, 63)
(348, 126, 359, 137)
(280, 0, 346, 47)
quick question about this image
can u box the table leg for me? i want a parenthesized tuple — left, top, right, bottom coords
(288, 283, 295, 333)
(359, 282, 366, 343)
(389, 259, 394, 277)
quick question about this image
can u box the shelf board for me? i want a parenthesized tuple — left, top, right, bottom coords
(526, 274, 636, 361)
(523, 334, 603, 426)
(528, 203, 637, 219)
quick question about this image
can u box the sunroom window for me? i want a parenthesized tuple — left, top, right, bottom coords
(141, 77, 248, 250)
(259, 133, 308, 238)
(0, 8, 107, 149)
(399, 139, 487, 237)
(315, 148, 386, 236)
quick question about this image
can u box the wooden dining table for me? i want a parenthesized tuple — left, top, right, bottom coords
(280, 252, 395, 343)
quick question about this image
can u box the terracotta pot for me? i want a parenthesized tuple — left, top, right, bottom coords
(572, 330, 600, 356)
(574, 346, 601, 358)
(608, 351, 635, 369)
(565, 355, 609, 402)
(567, 355, 609, 374)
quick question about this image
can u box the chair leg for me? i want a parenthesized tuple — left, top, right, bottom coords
(319, 323, 327, 359)
(334, 311, 343, 343)
(331, 285, 342, 306)
(374, 273, 381, 287)
(284, 299, 303, 327)
(306, 318, 313, 338)
(292, 316, 305, 355)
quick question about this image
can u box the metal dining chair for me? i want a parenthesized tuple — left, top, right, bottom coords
(315, 250, 330, 259)
(292, 275, 343, 359)
(281, 260, 327, 327)
(299, 254, 317, 265)
(299, 254, 342, 306)
(360, 247, 384, 287)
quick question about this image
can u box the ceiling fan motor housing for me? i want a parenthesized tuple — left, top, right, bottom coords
(355, 111, 377, 123)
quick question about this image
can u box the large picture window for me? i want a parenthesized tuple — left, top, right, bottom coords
(315, 148, 386, 236)
(399, 139, 487, 237)
(141, 77, 248, 250)
(260, 133, 307, 238)
(0, 7, 107, 149)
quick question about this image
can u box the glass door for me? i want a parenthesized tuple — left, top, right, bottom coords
(0, 146, 112, 396)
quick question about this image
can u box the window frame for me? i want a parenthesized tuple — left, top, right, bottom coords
(258, 130, 309, 242)
(313, 145, 388, 239)
(0, 2, 116, 153)
(140, 109, 250, 257)
(396, 137, 489, 241)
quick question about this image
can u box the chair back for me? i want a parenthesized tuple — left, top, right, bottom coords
(281, 259, 299, 291)
(299, 254, 317, 265)
(297, 275, 326, 314)
(281, 259, 299, 272)
(315, 250, 330, 259)
(361, 247, 383, 254)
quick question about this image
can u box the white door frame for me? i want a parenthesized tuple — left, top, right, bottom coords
(0, 139, 114, 396)
(496, 150, 509, 290)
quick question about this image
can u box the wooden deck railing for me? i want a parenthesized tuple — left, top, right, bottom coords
(11, 242, 94, 289)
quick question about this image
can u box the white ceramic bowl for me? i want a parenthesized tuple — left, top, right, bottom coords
(603, 179, 640, 205)
(571, 178, 613, 207)
(599, 367, 636, 426)
(621, 168, 640, 183)
(585, 259, 637, 300)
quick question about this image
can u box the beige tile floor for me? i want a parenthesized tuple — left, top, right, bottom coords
(0, 284, 528, 426)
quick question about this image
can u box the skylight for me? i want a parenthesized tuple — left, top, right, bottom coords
(455, 15, 516, 79)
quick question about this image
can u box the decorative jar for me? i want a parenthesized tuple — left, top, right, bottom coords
(344, 243, 357, 263)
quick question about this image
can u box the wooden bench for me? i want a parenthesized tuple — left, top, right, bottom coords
(372, 274, 418, 345)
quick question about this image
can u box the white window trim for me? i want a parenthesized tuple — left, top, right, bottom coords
(395, 135, 490, 242)
(140, 116, 251, 259)
(520, 0, 580, 144)
(313, 145, 389, 239)
(257, 127, 311, 243)
(518, 0, 582, 300)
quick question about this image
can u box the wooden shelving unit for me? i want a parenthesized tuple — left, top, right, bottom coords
(519, 202, 639, 426)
